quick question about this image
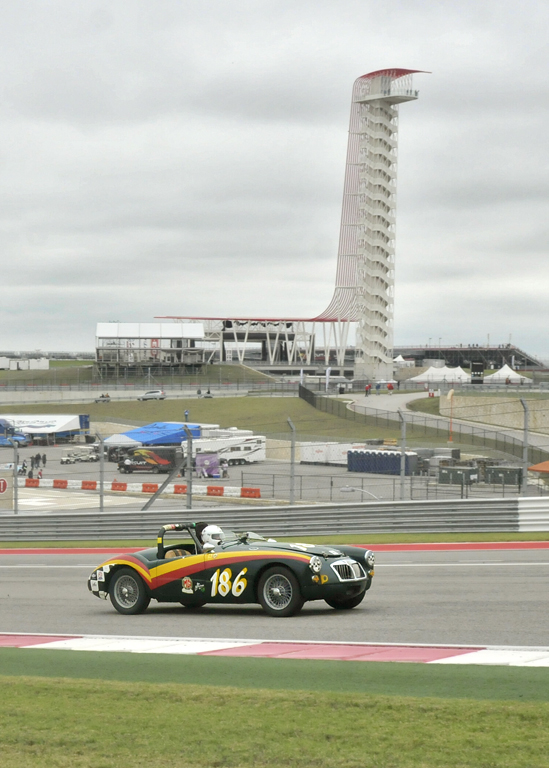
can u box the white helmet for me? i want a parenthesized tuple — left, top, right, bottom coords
(201, 525, 224, 548)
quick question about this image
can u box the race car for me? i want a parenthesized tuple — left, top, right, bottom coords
(88, 521, 375, 617)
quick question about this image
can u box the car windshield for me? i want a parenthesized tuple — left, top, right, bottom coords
(217, 529, 269, 545)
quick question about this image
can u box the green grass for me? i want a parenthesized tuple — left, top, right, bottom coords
(407, 396, 441, 416)
(1, 669, 549, 767)
(0, 397, 402, 441)
(2, 532, 549, 548)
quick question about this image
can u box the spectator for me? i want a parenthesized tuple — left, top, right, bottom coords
(184, 410, 189, 422)
(375, 383, 381, 395)
(387, 382, 394, 395)
(28, 469, 34, 479)
(221, 460, 229, 478)
(35, 452, 41, 467)
(42, 453, 47, 467)
(37, 469, 43, 479)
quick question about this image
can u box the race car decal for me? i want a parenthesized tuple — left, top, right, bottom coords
(210, 567, 248, 597)
(91, 549, 314, 593)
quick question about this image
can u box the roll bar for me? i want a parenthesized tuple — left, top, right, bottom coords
(156, 522, 202, 559)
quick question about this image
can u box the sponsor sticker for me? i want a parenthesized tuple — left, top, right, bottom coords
(90, 580, 99, 591)
(182, 577, 193, 594)
(97, 571, 105, 582)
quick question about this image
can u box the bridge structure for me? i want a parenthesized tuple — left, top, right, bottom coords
(160, 69, 426, 376)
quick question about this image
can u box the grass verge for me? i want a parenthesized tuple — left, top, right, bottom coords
(2, 650, 549, 701)
(2, 532, 549, 548)
(1, 671, 549, 768)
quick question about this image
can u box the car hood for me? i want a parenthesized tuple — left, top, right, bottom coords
(221, 540, 354, 558)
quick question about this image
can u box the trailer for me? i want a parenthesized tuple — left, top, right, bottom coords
(183, 435, 266, 466)
(118, 447, 182, 474)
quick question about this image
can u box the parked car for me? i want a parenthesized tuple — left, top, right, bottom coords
(137, 390, 166, 401)
(88, 521, 375, 617)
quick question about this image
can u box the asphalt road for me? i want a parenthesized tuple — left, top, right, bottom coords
(2, 549, 548, 646)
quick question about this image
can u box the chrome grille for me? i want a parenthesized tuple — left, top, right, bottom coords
(330, 559, 366, 582)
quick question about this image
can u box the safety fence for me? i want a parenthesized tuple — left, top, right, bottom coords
(239, 471, 548, 503)
(1, 497, 547, 540)
(299, 385, 549, 465)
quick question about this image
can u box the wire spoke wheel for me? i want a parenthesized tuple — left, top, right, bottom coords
(258, 567, 303, 617)
(264, 574, 293, 610)
(109, 567, 150, 615)
(114, 575, 140, 608)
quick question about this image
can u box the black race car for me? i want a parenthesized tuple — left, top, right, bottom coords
(88, 521, 375, 617)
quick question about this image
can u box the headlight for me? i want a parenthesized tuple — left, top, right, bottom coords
(309, 555, 322, 573)
(364, 550, 375, 568)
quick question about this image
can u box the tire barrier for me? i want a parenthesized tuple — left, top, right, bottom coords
(16, 477, 261, 499)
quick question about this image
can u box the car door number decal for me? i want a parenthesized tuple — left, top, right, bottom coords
(210, 567, 248, 597)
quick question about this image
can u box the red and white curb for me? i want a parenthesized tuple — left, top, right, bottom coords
(2, 633, 549, 666)
(17, 478, 261, 499)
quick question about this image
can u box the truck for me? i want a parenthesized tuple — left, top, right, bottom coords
(183, 435, 266, 466)
(118, 447, 181, 474)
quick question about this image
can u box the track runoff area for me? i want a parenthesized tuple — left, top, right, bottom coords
(2, 540, 549, 767)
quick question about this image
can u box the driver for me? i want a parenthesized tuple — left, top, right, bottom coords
(201, 524, 225, 549)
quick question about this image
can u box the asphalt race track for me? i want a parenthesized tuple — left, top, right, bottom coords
(2, 548, 548, 647)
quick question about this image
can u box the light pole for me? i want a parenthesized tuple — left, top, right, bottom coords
(183, 425, 193, 509)
(287, 417, 296, 505)
(7, 437, 18, 515)
(447, 389, 454, 443)
(520, 399, 529, 497)
(397, 409, 407, 500)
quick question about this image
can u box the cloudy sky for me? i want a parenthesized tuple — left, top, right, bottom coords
(2, 0, 548, 360)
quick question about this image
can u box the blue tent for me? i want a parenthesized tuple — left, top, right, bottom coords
(118, 422, 201, 446)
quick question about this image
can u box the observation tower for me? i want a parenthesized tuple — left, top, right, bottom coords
(319, 68, 425, 380)
(160, 69, 425, 378)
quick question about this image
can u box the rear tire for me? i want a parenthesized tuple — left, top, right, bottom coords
(325, 591, 366, 610)
(109, 568, 150, 615)
(258, 566, 304, 617)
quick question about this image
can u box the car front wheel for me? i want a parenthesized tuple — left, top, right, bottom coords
(109, 567, 150, 615)
(258, 567, 304, 617)
(325, 591, 366, 610)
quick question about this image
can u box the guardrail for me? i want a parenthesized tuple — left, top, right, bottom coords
(1, 497, 547, 540)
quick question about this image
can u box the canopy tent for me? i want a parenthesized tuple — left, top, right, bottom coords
(104, 422, 201, 447)
(0, 413, 88, 436)
(408, 365, 470, 383)
(393, 354, 414, 367)
(484, 364, 530, 383)
(527, 461, 549, 474)
(103, 433, 142, 447)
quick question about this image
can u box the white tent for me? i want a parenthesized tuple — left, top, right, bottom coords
(409, 365, 470, 383)
(393, 354, 414, 367)
(484, 364, 529, 383)
(103, 434, 142, 446)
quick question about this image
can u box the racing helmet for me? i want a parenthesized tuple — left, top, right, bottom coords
(201, 525, 225, 548)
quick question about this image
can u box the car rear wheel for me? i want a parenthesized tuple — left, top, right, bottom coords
(258, 567, 304, 617)
(109, 568, 150, 615)
(325, 591, 366, 610)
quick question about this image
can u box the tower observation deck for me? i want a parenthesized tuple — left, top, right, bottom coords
(160, 69, 425, 376)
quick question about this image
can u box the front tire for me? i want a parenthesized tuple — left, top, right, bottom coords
(258, 566, 304, 617)
(325, 591, 366, 610)
(109, 568, 150, 615)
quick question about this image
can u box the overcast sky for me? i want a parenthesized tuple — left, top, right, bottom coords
(2, 0, 548, 360)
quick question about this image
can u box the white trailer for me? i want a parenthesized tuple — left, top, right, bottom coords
(183, 435, 266, 465)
